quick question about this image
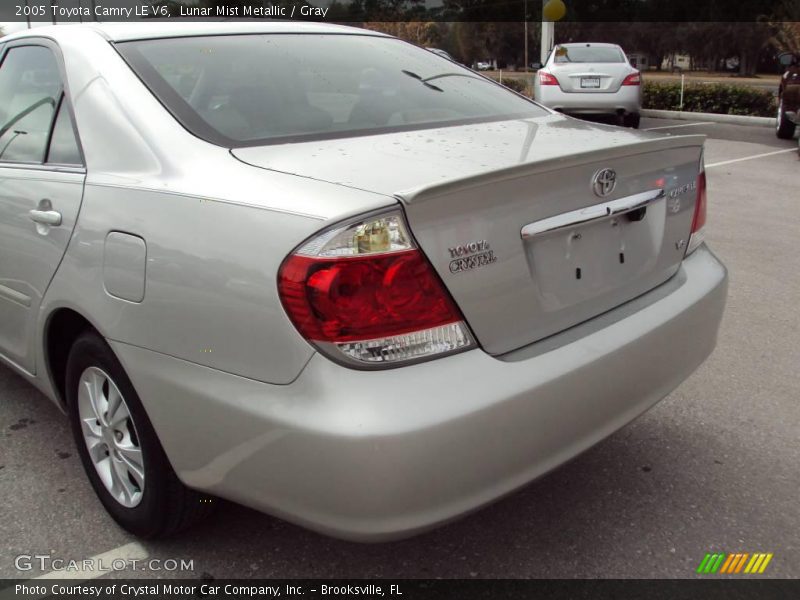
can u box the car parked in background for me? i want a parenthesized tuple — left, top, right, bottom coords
(474, 61, 492, 71)
(0, 22, 726, 541)
(776, 51, 799, 143)
(534, 42, 642, 128)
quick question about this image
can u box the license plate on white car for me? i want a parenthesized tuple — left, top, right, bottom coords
(581, 77, 601, 88)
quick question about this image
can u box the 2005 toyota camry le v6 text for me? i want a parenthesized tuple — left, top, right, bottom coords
(0, 22, 727, 541)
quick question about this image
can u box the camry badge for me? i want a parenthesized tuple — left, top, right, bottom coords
(448, 240, 497, 274)
(592, 168, 617, 197)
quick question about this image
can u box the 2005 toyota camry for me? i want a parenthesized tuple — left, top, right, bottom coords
(0, 22, 727, 540)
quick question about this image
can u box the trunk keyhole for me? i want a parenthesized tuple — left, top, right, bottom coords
(575, 267, 582, 280)
(619, 252, 625, 264)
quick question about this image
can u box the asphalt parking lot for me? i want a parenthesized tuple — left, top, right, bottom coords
(1, 117, 798, 581)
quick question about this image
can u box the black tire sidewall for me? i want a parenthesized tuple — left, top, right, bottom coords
(624, 112, 641, 129)
(65, 332, 172, 537)
(776, 100, 796, 139)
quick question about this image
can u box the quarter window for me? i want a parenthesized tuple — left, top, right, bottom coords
(0, 46, 62, 163)
(47, 98, 82, 165)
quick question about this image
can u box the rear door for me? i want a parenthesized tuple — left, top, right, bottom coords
(0, 41, 85, 374)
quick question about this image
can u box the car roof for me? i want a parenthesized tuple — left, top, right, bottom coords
(1, 21, 384, 44)
(556, 42, 623, 48)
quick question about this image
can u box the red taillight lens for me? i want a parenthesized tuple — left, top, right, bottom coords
(279, 250, 462, 343)
(686, 164, 707, 255)
(539, 71, 559, 86)
(621, 71, 641, 86)
(278, 211, 474, 366)
(691, 170, 707, 233)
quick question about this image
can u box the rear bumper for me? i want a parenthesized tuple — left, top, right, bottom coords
(112, 245, 727, 541)
(538, 85, 641, 114)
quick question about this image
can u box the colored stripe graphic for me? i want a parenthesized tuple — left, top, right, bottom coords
(745, 554, 761, 573)
(759, 554, 773, 573)
(701, 552, 774, 574)
(726, 553, 741, 573)
(735, 553, 750, 573)
(697, 554, 712, 573)
(720, 554, 736, 573)
(698, 553, 727, 574)
(711, 554, 726, 573)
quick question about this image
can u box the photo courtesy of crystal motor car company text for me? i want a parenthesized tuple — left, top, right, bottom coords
(0, 14, 726, 549)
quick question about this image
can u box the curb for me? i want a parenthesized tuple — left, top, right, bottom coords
(642, 109, 776, 128)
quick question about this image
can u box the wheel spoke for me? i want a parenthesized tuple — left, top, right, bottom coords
(118, 446, 144, 490)
(109, 456, 130, 503)
(113, 456, 138, 501)
(79, 378, 101, 423)
(81, 417, 102, 440)
(106, 385, 122, 424)
(108, 394, 130, 428)
(95, 454, 113, 490)
(90, 370, 108, 426)
(87, 438, 108, 464)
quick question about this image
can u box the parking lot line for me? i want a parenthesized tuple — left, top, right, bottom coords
(642, 122, 714, 131)
(32, 541, 148, 581)
(706, 148, 796, 168)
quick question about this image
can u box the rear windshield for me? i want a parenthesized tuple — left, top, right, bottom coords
(117, 34, 548, 146)
(554, 46, 625, 64)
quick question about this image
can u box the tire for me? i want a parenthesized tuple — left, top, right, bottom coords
(66, 331, 214, 538)
(623, 112, 641, 129)
(776, 98, 796, 140)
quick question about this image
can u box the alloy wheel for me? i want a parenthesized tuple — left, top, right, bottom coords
(77, 366, 145, 507)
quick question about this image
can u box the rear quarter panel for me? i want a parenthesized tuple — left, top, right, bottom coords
(43, 187, 323, 384)
(37, 27, 396, 386)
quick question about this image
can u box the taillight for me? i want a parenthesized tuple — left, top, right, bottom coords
(278, 210, 474, 367)
(621, 71, 641, 86)
(539, 71, 559, 86)
(686, 153, 707, 255)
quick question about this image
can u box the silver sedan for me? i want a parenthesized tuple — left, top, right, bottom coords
(534, 42, 643, 127)
(0, 22, 726, 541)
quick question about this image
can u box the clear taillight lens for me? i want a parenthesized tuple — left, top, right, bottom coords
(278, 211, 474, 367)
(539, 71, 559, 86)
(622, 71, 641, 86)
(686, 154, 707, 255)
(296, 212, 414, 257)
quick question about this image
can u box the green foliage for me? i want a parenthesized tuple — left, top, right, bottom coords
(642, 81, 777, 117)
(489, 76, 531, 96)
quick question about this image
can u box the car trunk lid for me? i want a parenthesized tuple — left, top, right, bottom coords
(233, 115, 704, 355)
(551, 63, 630, 93)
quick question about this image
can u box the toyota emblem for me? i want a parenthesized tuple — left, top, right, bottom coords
(592, 168, 617, 197)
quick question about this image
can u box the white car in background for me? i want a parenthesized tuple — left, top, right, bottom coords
(534, 43, 642, 128)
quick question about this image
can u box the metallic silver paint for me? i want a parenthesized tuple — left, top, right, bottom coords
(103, 232, 147, 303)
(0, 165, 85, 373)
(534, 43, 642, 115)
(0, 23, 728, 540)
(109, 246, 726, 541)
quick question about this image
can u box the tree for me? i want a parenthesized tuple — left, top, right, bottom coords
(363, 22, 447, 48)
(770, 0, 800, 53)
